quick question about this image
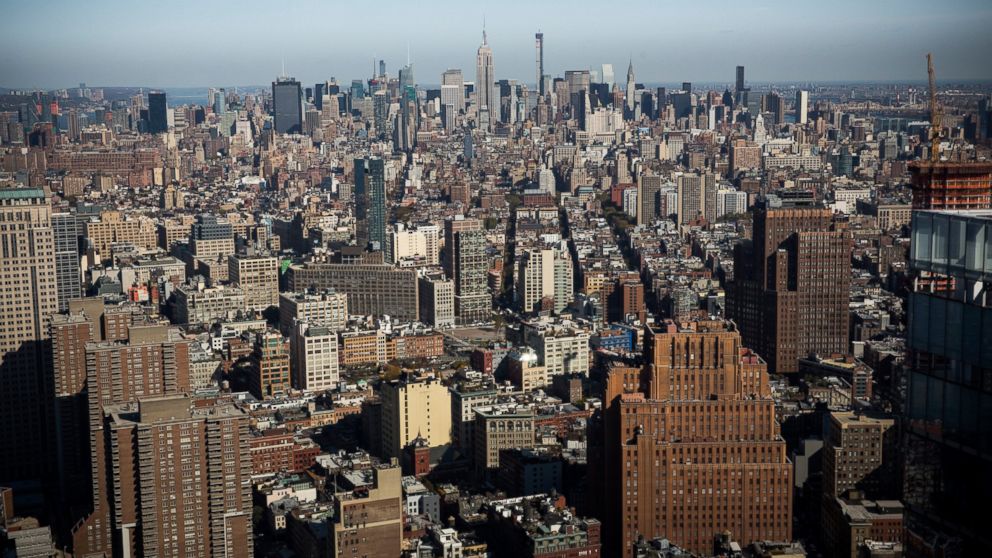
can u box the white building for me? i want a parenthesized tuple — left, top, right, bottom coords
(290, 322, 340, 392)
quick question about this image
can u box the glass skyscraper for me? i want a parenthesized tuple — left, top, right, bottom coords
(147, 91, 168, 133)
(272, 77, 303, 134)
(354, 157, 386, 251)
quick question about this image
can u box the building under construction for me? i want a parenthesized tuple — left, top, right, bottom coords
(910, 161, 992, 210)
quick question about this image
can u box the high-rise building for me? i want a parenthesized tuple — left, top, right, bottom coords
(535, 32, 544, 96)
(417, 272, 455, 329)
(101, 395, 253, 557)
(290, 322, 340, 393)
(601, 63, 615, 88)
(380, 375, 452, 459)
(328, 463, 402, 557)
(53, 211, 81, 312)
(515, 247, 573, 314)
(903, 210, 992, 554)
(286, 263, 419, 322)
(272, 77, 303, 134)
(736, 65, 745, 93)
(278, 290, 349, 335)
(909, 161, 992, 210)
(250, 331, 291, 399)
(228, 254, 279, 312)
(728, 197, 850, 374)
(603, 319, 792, 555)
(822, 411, 897, 500)
(0, 186, 57, 487)
(72, 323, 194, 555)
(795, 90, 809, 125)
(355, 157, 387, 250)
(444, 217, 489, 324)
(147, 91, 168, 133)
(441, 69, 464, 110)
(475, 29, 496, 131)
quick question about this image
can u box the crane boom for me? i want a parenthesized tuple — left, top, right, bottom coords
(927, 53, 942, 164)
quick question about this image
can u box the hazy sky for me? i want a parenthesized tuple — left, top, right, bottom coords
(2, 0, 991, 89)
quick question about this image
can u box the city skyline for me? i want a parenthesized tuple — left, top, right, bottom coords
(2, 0, 991, 89)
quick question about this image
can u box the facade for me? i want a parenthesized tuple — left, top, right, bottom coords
(418, 273, 455, 328)
(474, 406, 535, 479)
(174, 281, 245, 325)
(101, 395, 253, 557)
(795, 90, 809, 125)
(229, 254, 280, 312)
(53, 211, 82, 312)
(290, 322, 340, 392)
(603, 319, 792, 555)
(444, 218, 489, 324)
(903, 210, 992, 554)
(72, 324, 193, 556)
(822, 412, 897, 500)
(328, 465, 402, 558)
(909, 161, 992, 210)
(273, 77, 303, 134)
(380, 376, 452, 459)
(522, 322, 591, 378)
(278, 290, 349, 335)
(251, 331, 292, 399)
(147, 91, 168, 133)
(0, 186, 57, 485)
(728, 200, 850, 374)
(516, 248, 573, 314)
(286, 263, 419, 322)
(355, 157, 387, 250)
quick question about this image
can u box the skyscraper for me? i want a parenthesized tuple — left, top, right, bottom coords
(355, 157, 387, 250)
(147, 91, 168, 133)
(735, 65, 745, 93)
(441, 69, 464, 109)
(728, 196, 850, 373)
(795, 90, 809, 124)
(903, 210, 992, 554)
(535, 32, 544, 96)
(0, 186, 57, 487)
(603, 319, 792, 555)
(53, 211, 81, 312)
(625, 59, 636, 117)
(444, 217, 489, 324)
(272, 77, 303, 134)
(475, 29, 496, 131)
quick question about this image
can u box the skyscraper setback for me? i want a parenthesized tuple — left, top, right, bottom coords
(728, 197, 850, 374)
(475, 29, 496, 131)
(602, 319, 792, 555)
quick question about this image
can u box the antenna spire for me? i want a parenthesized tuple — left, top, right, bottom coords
(483, 16, 487, 44)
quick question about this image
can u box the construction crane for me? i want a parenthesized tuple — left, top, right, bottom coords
(927, 52, 943, 164)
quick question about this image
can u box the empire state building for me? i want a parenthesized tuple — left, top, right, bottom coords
(475, 29, 496, 131)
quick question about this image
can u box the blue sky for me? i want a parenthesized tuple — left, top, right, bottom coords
(1, 0, 990, 88)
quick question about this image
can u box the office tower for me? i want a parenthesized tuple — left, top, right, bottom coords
(350, 79, 365, 103)
(765, 92, 785, 125)
(535, 32, 544, 96)
(565, 70, 591, 118)
(515, 247, 573, 314)
(100, 395, 252, 557)
(475, 29, 496, 130)
(637, 175, 662, 225)
(378, 59, 386, 77)
(250, 331, 290, 399)
(328, 464, 402, 557)
(399, 63, 415, 91)
(603, 319, 792, 555)
(0, 186, 57, 487)
(728, 198, 850, 374)
(903, 210, 992, 554)
(795, 90, 809, 124)
(228, 254, 279, 312)
(314, 82, 325, 110)
(441, 69, 464, 109)
(278, 290, 349, 335)
(72, 323, 193, 555)
(521, 321, 590, 378)
(53, 211, 81, 312)
(444, 218, 489, 324)
(736, 65, 745, 93)
(380, 375, 452, 458)
(286, 263, 419, 321)
(418, 273, 455, 328)
(190, 214, 235, 260)
(681, 81, 692, 93)
(290, 322, 340, 392)
(822, 411, 897, 500)
(354, 157, 387, 250)
(146, 91, 168, 133)
(272, 77, 303, 134)
(213, 88, 226, 115)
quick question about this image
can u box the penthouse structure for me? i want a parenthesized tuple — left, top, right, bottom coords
(603, 319, 792, 555)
